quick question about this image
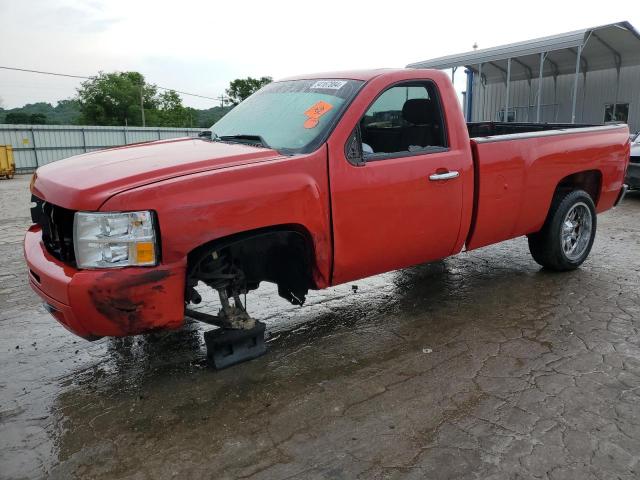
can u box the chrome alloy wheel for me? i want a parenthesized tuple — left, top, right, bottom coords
(560, 202, 593, 261)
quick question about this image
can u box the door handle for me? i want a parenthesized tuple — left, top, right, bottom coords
(429, 171, 459, 181)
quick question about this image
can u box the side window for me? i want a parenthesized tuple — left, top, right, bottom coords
(359, 82, 447, 159)
(604, 103, 629, 123)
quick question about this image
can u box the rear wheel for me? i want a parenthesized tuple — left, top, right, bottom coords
(527, 190, 597, 271)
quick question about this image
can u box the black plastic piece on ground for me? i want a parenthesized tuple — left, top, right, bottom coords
(204, 321, 266, 369)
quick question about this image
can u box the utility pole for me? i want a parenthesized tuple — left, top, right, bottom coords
(216, 94, 228, 108)
(140, 85, 146, 127)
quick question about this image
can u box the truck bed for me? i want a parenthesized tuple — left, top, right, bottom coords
(464, 123, 629, 251)
(467, 121, 596, 139)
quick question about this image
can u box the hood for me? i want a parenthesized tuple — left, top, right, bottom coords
(32, 138, 283, 210)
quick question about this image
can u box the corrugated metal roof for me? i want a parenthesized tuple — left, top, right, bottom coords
(407, 21, 640, 83)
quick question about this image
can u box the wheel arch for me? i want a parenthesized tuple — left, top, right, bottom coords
(186, 224, 319, 305)
(553, 169, 603, 206)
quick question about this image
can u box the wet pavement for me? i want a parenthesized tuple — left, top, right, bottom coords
(1, 174, 640, 479)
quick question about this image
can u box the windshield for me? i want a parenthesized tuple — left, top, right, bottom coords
(210, 79, 363, 153)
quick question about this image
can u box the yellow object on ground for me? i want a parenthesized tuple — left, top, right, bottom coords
(0, 145, 15, 179)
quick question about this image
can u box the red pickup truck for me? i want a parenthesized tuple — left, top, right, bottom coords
(25, 69, 629, 366)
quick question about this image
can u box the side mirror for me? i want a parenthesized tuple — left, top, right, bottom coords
(198, 130, 212, 139)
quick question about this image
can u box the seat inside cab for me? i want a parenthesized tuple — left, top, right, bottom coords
(360, 82, 446, 156)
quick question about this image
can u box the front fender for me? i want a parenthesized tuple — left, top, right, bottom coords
(99, 147, 333, 288)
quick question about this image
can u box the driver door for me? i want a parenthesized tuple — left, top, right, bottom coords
(329, 80, 467, 285)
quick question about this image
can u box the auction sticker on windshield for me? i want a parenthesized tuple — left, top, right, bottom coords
(304, 100, 333, 129)
(310, 80, 348, 90)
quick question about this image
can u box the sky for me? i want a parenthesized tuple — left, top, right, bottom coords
(0, 0, 639, 110)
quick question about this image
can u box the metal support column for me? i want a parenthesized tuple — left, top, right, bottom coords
(613, 67, 621, 120)
(592, 32, 622, 121)
(582, 71, 588, 123)
(505, 58, 511, 122)
(478, 63, 484, 121)
(571, 45, 582, 123)
(536, 53, 545, 123)
(465, 69, 474, 122)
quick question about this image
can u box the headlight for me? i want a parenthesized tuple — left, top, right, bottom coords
(73, 211, 158, 269)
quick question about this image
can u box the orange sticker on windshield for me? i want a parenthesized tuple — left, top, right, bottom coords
(304, 100, 333, 128)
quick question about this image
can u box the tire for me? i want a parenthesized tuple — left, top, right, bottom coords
(527, 189, 597, 271)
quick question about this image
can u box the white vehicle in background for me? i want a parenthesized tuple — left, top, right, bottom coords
(627, 132, 640, 189)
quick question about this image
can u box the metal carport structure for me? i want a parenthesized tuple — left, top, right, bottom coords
(407, 21, 640, 128)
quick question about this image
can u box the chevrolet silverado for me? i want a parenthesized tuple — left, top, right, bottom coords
(24, 69, 630, 366)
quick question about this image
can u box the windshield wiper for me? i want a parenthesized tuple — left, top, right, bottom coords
(218, 134, 271, 149)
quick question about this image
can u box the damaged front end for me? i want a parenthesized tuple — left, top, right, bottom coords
(25, 221, 187, 338)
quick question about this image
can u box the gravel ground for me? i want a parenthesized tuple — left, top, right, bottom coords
(1, 174, 640, 479)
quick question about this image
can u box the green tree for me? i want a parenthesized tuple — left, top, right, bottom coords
(196, 105, 232, 127)
(76, 71, 158, 126)
(29, 113, 47, 124)
(225, 76, 272, 105)
(153, 90, 197, 127)
(0, 101, 81, 125)
(55, 99, 82, 124)
(5, 112, 31, 124)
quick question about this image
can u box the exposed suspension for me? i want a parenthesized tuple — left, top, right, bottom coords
(185, 248, 266, 369)
(185, 250, 254, 330)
